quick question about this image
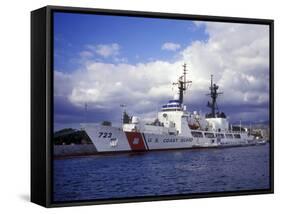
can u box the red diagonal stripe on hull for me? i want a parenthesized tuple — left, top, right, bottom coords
(125, 132, 147, 151)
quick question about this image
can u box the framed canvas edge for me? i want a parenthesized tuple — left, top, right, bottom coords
(31, 7, 48, 207)
(46, 5, 274, 24)
(31, 5, 274, 208)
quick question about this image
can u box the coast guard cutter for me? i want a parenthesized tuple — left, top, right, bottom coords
(83, 64, 259, 153)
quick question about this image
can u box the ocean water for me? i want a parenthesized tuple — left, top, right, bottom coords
(53, 144, 270, 202)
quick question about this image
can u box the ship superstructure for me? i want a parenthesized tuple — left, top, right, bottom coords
(83, 64, 262, 153)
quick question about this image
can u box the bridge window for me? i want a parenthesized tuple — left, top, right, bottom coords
(234, 134, 241, 139)
(162, 109, 181, 112)
(216, 133, 225, 138)
(225, 134, 233, 139)
(191, 131, 203, 138)
(204, 132, 215, 138)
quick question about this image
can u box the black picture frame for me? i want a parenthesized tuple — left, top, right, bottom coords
(31, 5, 274, 207)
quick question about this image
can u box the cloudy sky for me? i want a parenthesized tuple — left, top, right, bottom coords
(53, 12, 270, 131)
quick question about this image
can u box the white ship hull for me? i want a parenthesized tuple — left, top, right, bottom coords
(84, 124, 258, 153)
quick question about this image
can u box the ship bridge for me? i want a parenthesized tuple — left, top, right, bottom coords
(161, 100, 183, 112)
(160, 63, 191, 113)
(157, 64, 191, 136)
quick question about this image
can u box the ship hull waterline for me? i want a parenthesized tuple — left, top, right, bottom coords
(83, 125, 266, 154)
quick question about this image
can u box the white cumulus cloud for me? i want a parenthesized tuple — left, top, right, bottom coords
(79, 50, 93, 58)
(55, 22, 270, 123)
(161, 42, 181, 51)
(86, 43, 120, 58)
(180, 22, 269, 108)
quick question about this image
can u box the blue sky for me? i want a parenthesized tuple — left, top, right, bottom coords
(54, 12, 207, 70)
(53, 12, 270, 131)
